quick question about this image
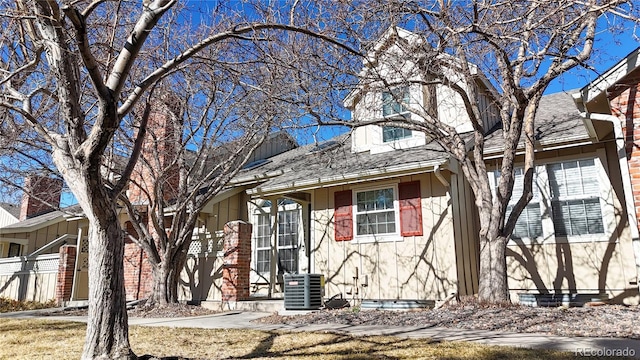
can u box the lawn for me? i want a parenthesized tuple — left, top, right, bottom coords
(0, 318, 608, 359)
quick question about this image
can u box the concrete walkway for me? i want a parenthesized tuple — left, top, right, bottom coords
(3, 310, 640, 358)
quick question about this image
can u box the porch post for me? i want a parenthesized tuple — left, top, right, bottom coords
(222, 220, 252, 307)
(55, 245, 77, 306)
(269, 198, 278, 296)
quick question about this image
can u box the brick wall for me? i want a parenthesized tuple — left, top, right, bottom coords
(222, 221, 252, 303)
(609, 73, 640, 230)
(129, 99, 182, 205)
(123, 240, 153, 301)
(20, 175, 63, 220)
(56, 245, 76, 305)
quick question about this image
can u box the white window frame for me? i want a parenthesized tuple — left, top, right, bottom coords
(250, 200, 303, 283)
(276, 208, 300, 274)
(253, 212, 271, 280)
(352, 183, 402, 243)
(380, 86, 414, 144)
(489, 152, 616, 244)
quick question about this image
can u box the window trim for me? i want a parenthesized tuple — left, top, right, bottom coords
(381, 86, 413, 143)
(490, 152, 616, 245)
(253, 212, 271, 278)
(7, 242, 21, 257)
(250, 200, 303, 283)
(352, 183, 403, 243)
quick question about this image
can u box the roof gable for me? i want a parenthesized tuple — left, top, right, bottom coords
(575, 47, 640, 114)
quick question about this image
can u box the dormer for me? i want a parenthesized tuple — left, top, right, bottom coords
(344, 27, 500, 154)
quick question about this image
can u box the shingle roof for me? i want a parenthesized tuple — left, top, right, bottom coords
(0, 202, 20, 219)
(484, 90, 591, 154)
(238, 91, 591, 196)
(0, 205, 83, 232)
(239, 134, 449, 195)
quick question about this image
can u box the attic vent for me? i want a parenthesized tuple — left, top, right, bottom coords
(242, 159, 270, 170)
(309, 140, 339, 154)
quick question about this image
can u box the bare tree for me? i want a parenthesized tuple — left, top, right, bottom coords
(120, 41, 307, 304)
(0, 1, 346, 358)
(297, 0, 639, 302)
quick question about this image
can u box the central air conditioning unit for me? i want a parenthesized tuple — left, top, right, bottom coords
(283, 273, 324, 310)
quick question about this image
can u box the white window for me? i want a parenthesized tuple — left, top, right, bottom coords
(252, 199, 301, 279)
(254, 213, 271, 275)
(277, 209, 299, 273)
(382, 87, 412, 142)
(354, 186, 400, 241)
(498, 168, 543, 239)
(548, 159, 604, 236)
(490, 157, 608, 242)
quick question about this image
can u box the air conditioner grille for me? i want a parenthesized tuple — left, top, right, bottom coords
(283, 274, 324, 310)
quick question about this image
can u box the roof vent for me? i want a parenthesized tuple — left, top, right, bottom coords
(309, 140, 339, 154)
(242, 159, 271, 170)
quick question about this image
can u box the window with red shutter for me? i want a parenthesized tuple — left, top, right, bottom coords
(398, 181, 423, 236)
(334, 190, 353, 241)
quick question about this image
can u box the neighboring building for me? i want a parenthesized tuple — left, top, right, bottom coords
(0, 202, 20, 257)
(2, 30, 640, 308)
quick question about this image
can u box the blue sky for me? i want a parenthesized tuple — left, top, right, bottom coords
(50, 4, 640, 206)
(546, 17, 640, 94)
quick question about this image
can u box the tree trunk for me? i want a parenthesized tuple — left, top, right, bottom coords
(82, 204, 134, 360)
(168, 250, 188, 303)
(477, 233, 509, 303)
(149, 262, 170, 306)
(147, 245, 189, 304)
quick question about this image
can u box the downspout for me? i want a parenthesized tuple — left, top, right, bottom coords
(585, 112, 640, 285)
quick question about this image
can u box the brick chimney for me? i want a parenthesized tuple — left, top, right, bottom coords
(128, 96, 182, 205)
(20, 175, 63, 220)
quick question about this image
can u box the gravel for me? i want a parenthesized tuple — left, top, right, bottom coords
(48, 301, 640, 340)
(256, 302, 640, 339)
(48, 303, 219, 318)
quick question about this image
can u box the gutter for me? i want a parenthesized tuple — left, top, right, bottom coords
(581, 111, 640, 285)
(483, 138, 595, 160)
(247, 158, 448, 197)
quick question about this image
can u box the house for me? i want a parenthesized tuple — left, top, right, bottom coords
(0, 202, 20, 257)
(2, 29, 640, 308)
(232, 33, 640, 306)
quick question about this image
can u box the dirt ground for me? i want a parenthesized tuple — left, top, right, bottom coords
(50, 300, 640, 339)
(257, 301, 640, 339)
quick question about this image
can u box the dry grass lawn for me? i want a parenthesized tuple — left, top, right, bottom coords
(0, 318, 610, 359)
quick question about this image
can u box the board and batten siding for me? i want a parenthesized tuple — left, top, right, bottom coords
(504, 145, 638, 304)
(312, 173, 463, 301)
(449, 169, 480, 296)
(0, 208, 18, 228)
(1, 218, 86, 256)
(178, 193, 245, 303)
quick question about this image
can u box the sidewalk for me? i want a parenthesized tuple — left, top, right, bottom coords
(4, 309, 640, 358)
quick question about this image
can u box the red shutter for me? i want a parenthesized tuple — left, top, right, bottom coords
(399, 181, 423, 236)
(334, 190, 353, 241)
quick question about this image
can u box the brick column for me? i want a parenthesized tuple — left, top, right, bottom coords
(56, 245, 76, 306)
(222, 220, 252, 304)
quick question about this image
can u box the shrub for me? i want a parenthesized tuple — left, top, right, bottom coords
(0, 297, 56, 313)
